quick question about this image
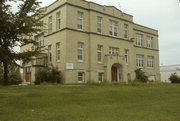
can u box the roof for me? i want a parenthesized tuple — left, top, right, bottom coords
(160, 64, 180, 71)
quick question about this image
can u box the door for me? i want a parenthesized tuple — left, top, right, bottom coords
(25, 67, 31, 82)
(111, 66, 118, 82)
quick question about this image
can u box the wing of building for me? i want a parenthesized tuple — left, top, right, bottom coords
(21, 0, 160, 84)
(160, 64, 180, 83)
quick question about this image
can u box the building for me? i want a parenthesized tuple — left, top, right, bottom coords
(160, 64, 180, 83)
(21, 0, 160, 84)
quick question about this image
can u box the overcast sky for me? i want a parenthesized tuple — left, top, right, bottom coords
(16, 0, 180, 66)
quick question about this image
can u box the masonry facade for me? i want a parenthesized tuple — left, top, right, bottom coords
(21, 0, 160, 83)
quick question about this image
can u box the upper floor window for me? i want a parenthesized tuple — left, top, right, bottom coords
(77, 12, 83, 30)
(48, 45, 52, 63)
(56, 42, 60, 62)
(125, 49, 129, 65)
(109, 47, 119, 55)
(97, 17, 102, 33)
(48, 16, 52, 34)
(147, 36, 153, 48)
(136, 55, 144, 67)
(77, 42, 84, 62)
(97, 45, 103, 63)
(124, 24, 129, 39)
(109, 20, 118, 37)
(147, 56, 154, 68)
(56, 12, 61, 30)
(36, 34, 44, 48)
(136, 33, 143, 46)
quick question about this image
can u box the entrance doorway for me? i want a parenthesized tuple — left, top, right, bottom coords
(111, 66, 118, 82)
(111, 63, 123, 82)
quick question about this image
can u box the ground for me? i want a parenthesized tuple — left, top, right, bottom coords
(0, 83, 180, 121)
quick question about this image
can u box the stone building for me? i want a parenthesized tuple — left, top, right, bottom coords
(21, 0, 160, 83)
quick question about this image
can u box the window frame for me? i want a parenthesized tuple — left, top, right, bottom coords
(124, 24, 129, 39)
(147, 56, 154, 68)
(48, 16, 53, 34)
(56, 42, 61, 62)
(56, 12, 61, 31)
(97, 45, 103, 63)
(147, 36, 153, 48)
(77, 11, 83, 30)
(77, 42, 84, 62)
(109, 47, 119, 55)
(136, 55, 144, 67)
(125, 49, 129, 65)
(98, 72, 104, 82)
(136, 33, 143, 47)
(97, 16, 102, 33)
(48, 45, 52, 63)
(78, 72, 85, 83)
(109, 20, 118, 37)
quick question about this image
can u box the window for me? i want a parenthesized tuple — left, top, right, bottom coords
(56, 42, 60, 62)
(125, 49, 129, 65)
(56, 12, 61, 30)
(97, 17, 102, 33)
(48, 45, 52, 62)
(78, 72, 85, 82)
(98, 72, 104, 82)
(124, 24, 129, 39)
(147, 36, 153, 48)
(148, 75, 156, 81)
(77, 42, 84, 61)
(109, 20, 118, 37)
(109, 47, 119, 55)
(136, 33, 143, 46)
(77, 12, 83, 30)
(136, 55, 144, 67)
(147, 56, 154, 68)
(36, 35, 44, 48)
(48, 16, 52, 34)
(97, 45, 103, 63)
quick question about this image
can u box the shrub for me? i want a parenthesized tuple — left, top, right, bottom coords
(169, 73, 180, 83)
(35, 67, 62, 85)
(135, 68, 148, 82)
(0, 64, 22, 85)
(9, 68, 22, 85)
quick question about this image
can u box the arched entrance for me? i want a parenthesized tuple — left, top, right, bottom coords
(111, 63, 123, 82)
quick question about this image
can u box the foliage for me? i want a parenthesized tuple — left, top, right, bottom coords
(169, 73, 180, 83)
(135, 68, 148, 82)
(0, 63, 3, 84)
(0, 64, 22, 85)
(35, 67, 62, 85)
(0, 0, 43, 85)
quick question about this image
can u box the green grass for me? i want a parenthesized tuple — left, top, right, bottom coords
(0, 83, 180, 121)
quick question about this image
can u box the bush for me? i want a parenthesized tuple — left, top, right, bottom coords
(0, 64, 22, 85)
(169, 73, 180, 83)
(35, 67, 62, 85)
(135, 68, 148, 82)
(9, 69, 22, 85)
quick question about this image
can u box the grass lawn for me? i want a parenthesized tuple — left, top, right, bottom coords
(0, 83, 180, 121)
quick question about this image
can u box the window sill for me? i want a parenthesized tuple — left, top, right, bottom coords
(77, 28, 83, 31)
(109, 35, 118, 38)
(77, 60, 84, 63)
(98, 62, 104, 65)
(56, 60, 60, 63)
(147, 67, 154, 69)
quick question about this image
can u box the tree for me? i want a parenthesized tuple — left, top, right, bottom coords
(169, 73, 180, 83)
(0, 0, 43, 85)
